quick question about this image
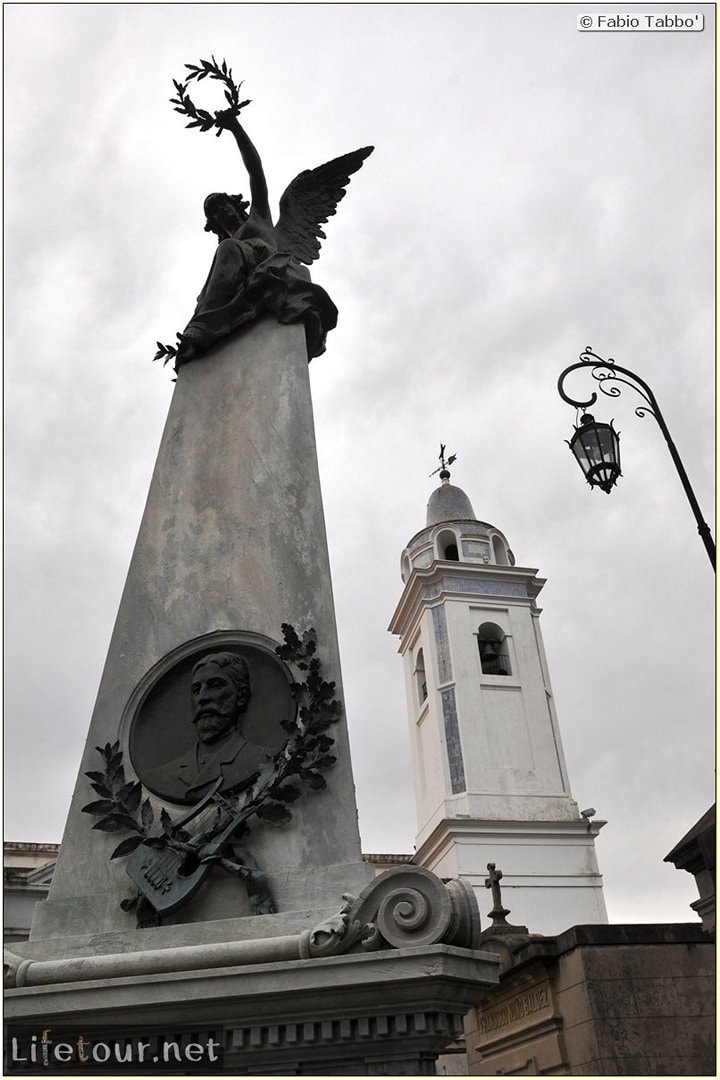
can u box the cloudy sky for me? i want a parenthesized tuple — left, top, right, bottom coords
(5, 4, 715, 927)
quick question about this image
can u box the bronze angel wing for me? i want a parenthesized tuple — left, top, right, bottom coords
(275, 146, 374, 265)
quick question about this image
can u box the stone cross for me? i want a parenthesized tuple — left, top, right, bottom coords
(485, 863, 503, 909)
(485, 862, 511, 926)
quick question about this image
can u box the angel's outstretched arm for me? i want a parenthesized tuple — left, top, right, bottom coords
(216, 110, 271, 220)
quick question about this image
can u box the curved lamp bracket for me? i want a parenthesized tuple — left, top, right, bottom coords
(557, 347, 715, 571)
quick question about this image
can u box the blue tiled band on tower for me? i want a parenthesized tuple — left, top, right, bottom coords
(441, 689, 466, 794)
(431, 605, 453, 683)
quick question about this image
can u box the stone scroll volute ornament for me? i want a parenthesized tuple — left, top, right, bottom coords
(153, 57, 374, 371)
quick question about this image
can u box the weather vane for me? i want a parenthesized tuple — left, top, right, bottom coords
(429, 443, 457, 478)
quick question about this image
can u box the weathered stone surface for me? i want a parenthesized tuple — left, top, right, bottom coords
(467, 923, 715, 1076)
(560, 1018, 601, 1070)
(8, 868, 484, 989)
(584, 977, 639, 1018)
(10, 907, 337, 962)
(36, 318, 373, 938)
(6, 945, 500, 1075)
(7, 872, 500, 1072)
(632, 974, 715, 1016)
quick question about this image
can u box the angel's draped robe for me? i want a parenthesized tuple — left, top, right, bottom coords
(176, 235, 338, 368)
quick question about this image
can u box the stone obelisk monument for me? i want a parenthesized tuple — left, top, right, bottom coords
(34, 315, 374, 934)
(5, 62, 499, 1074)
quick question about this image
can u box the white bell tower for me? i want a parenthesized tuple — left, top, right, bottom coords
(389, 465, 608, 934)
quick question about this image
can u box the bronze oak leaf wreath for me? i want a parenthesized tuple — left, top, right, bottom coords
(81, 625, 341, 924)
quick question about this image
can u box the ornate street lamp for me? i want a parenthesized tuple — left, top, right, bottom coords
(567, 413, 621, 494)
(558, 348, 715, 570)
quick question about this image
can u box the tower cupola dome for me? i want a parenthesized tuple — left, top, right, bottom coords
(426, 475, 477, 527)
(400, 465, 515, 583)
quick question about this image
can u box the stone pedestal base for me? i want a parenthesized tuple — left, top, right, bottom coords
(6, 868, 500, 1074)
(6, 945, 499, 1075)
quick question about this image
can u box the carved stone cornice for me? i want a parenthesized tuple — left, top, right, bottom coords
(5, 867, 481, 988)
(6, 945, 500, 1074)
(389, 562, 545, 642)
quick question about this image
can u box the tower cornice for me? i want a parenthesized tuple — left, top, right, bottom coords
(414, 816, 608, 873)
(389, 561, 546, 640)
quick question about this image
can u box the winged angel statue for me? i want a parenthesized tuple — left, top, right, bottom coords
(164, 72, 373, 370)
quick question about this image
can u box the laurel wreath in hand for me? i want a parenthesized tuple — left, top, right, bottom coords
(153, 58, 251, 369)
(170, 56, 251, 136)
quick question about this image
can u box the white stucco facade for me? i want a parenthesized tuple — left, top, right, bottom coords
(389, 475, 608, 935)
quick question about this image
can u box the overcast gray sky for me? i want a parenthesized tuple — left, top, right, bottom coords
(5, 3, 715, 927)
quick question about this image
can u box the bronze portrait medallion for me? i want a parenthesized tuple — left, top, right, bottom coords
(129, 636, 293, 806)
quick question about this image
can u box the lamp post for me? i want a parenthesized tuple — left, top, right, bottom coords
(557, 347, 715, 571)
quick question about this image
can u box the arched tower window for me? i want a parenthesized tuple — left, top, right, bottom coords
(478, 623, 511, 676)
(492, 535, 508, 566)
(414, 648, 428, 705)
(437, 529, 459, 562)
